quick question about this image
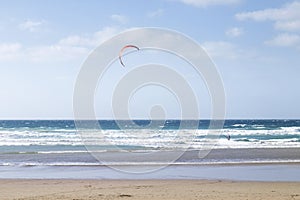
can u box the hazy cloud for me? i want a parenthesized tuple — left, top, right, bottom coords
(265, 33, 300, 47)
(236, 1, 300, 49)
(236, 1, 300, 32)
(225, 27, 244, 37)
(59, 27, 118, 47)
(177, 0, 241, 7)
(0, 26, 120, 63)
(19, 20, 45, 32)
(111, 14, 128, 24)
(275, 20, 300, 32)
(147, 9, 164, 18)
(202, 41, 240, 60)
(0, 43, 22, 61)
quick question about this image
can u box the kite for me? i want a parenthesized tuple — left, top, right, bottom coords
(118, 45, 140, 67)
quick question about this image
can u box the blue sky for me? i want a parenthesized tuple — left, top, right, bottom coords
(0, 0, 300, 119)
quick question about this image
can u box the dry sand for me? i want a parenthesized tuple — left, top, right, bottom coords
(0, 179, 299, 200)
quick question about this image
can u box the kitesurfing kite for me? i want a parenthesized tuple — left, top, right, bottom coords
(118, 45, 140, 67)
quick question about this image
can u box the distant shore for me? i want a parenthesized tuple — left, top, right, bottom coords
(1, 179, 300, 200)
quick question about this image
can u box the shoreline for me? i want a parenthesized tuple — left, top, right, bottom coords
(3, 161, 300, 167)
(1, 163, 300, 181)
(1, 179, 300, 200)
(1, 148, 300, 181)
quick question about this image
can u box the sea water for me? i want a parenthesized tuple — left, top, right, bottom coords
(0, 120, 300, 165)
(0, 120, 300, 180)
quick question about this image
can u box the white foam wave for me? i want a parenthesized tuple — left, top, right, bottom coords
(1, 159, 300, 167)
(0, 128, 299, 149)
(232, 124, 247, 127)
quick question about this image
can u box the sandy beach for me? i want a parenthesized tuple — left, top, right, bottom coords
(0, 179, 299, 200)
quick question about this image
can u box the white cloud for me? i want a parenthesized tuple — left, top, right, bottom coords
(32, 26, 120, 62)
(19, 20, 45, 32)
(59, 27, 118, 47)
(147, 9, 164, 18)
(93, 27, 120, 44)
(236, 1, 300, 49)
(111, 14, 128, 24)
(236, 1, 300, 32)
(236, 1, 300, 21)
(177, 0, 241, 7)
(0, 26, 120, 63)
(265, 33, 300, 47)
(225, 27, 243, 37)
(0, 43, 22, 53)
(27, 45, 89, 62)
(0, 43, 22, 61)
(58, 35, 91, 47)
(275, 20, 300, 32)
(201, 40, 263, 63)
(202, 41, 240, 60)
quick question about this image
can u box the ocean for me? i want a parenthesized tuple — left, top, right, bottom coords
(0, 120, 300, 180)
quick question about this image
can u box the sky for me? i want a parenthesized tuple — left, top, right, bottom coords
(0, 0, 300, 119)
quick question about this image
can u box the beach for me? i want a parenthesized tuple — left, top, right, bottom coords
(1, 179, 300, 200)
(2, 0, 300, 199)
(1, 162, 300, 200)
(1, 120, 300, 199)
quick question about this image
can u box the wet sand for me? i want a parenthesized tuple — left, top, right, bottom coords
(0, 179, 300, 200)
(1, 164, 300, 181)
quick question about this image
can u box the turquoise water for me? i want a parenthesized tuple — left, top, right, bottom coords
(0, 120, 299, 167)
(0, 120, 299, 151)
